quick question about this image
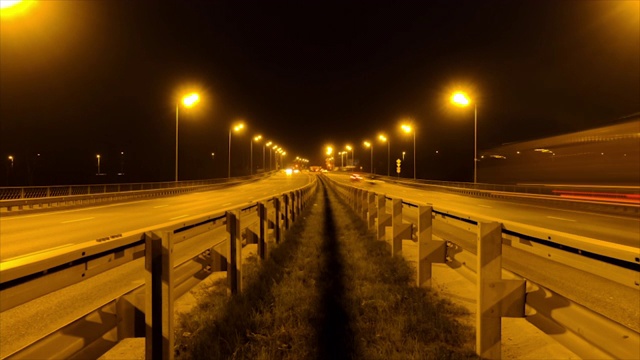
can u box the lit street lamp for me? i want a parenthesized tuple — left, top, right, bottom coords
(364, 141, 373, 174)
(8, 155, 14, 169)
(401, 123, 416, 179)
(251, 135, 262, 175)
(451, 92, 478, 183)
(345, 145, 354, 167)
(175, 92, 200, 181)
(378, 134, 390, 176)
(96, 154, 101, 175)
(229, 122, 245, 178)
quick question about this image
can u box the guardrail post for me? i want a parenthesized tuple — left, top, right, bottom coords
(226, 210, 242, 295)
(144, 230, 174, 360)
(367, 192, 376, 230)
(354, 188, 361, 214)
(360, 190, 368, 220)
(417, 205, 445, 287)
(290, 191, 296, 223)
(390, 198, 411, 257)
(476, 221, 526, 359)
(274, 197, 281, 244)
(376, 194, 391, 241)
(284, 194, 290, 230)
(258, 202, 266, 260)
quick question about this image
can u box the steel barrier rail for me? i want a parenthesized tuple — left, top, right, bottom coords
(0, 172, 275, 200)
(354, 172, 640, 197)
(1, 175, 318, 359)
(0, 173, 272, 212)
(323, 175, 639, 359)
(346, 173, 640, 216)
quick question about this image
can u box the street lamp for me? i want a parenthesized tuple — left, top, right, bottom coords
(96, 154, 101, 175)
(378, 134, 390, 176)
(8, 155, 14, 169)
(175, 92, 200, 181)
(345, 145, 354, 167)
(451, 91, 478, 183)
(229, 122, 245, 178)
(364, 141, 373, 174)
(401, 123, 416, 179)
(118, 151, 125, 176)
(251, 135, 262, 175)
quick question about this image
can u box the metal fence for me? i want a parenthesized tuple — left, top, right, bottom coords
(0, 175, 318, 359)
(324, 175, 639, 359)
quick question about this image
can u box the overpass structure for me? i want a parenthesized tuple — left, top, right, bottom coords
(0, 172, 638, 359)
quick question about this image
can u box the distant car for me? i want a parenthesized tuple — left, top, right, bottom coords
(350, 173, 363, 181)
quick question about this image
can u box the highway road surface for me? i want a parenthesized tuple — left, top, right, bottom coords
(0, 172, 311, 262)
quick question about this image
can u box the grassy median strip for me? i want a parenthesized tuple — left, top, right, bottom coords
(175, 180, 477, 359)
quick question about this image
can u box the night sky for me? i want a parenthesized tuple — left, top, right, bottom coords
(1, 0, 638, 185)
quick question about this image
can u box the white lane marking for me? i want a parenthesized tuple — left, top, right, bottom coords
(2, 243, 75, 262)
(170, 214, 189, 220)
(546, 216, 576, 222)
(154, 205, 168, 208)
(478, 204, 493, 208)
(222, 203, 232, 206)
(61, 217, 95, 224)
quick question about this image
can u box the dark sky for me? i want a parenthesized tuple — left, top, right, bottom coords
(1, 0, 638, 185)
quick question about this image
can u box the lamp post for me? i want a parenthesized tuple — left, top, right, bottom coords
(8, 155, 13, 169)
(364, 141, 373, 174)
(118, 151, 125, 176)
(378, 134, 390, 176)
(345, 145, 354, 167)
(229, 122, 245, 178)
(401, 123, 416, 180)
(265, 142, 272, 171)
(175, 92, 200, 181)
(251, 135, 262, 175)
(96, 154, 101, 175)
(451, 92, 478, 183)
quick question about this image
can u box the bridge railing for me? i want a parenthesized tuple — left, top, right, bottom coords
(0, 175, 317, 359)
(0, 172, 274, 212)
(323, 175, 639, 359)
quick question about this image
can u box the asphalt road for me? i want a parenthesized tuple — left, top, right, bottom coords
(327, 173, 640, 249)
(0, 173, 311, 262)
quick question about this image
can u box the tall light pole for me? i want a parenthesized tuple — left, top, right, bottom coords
(378, 134, 390, 176)
(96, 154, 101, 175)
(451, 92, 477, 183)
(8, 155, 13, 169)
(267, 142, 274, 171)
(119, 151, 125, 176)
(229, 122, 245, 178)
(175, 92, 200, 181)
(345, 145, 354, 167)
(401, 123, 416, 180)
(364, 141, 373, 174)
(251, 135, 262, 175)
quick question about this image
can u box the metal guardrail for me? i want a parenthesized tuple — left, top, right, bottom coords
(0, 173, 273, 212)
(324, 175, 639, 359)
(347, 173, 640, 216)
(0, 175, 318, 359)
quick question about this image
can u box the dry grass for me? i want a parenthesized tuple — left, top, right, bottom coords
(175, 179, 477, 359)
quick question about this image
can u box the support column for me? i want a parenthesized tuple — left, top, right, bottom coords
(417, 205, 445, 287)
(144, 230, 174, 360)
(226, 210, 242, 294)
(476, 221, 525, 359)
(258, 202, 266, 260)
(367, 192, 376, 230)
(376, 194, 390, 241)
(391, 198, 411, 257)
